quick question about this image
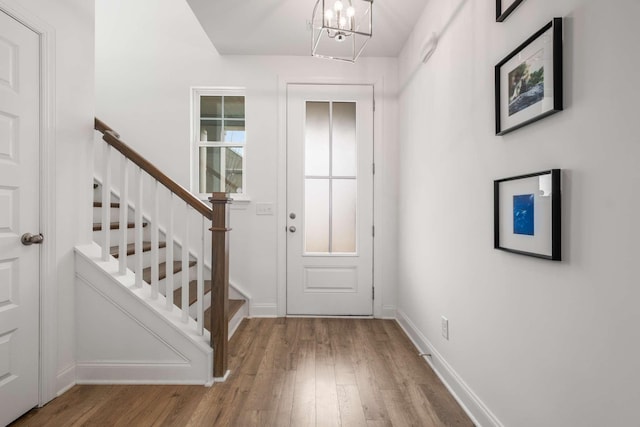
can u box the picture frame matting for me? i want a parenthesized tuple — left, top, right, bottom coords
(494, 169, 561, 261)
(495, 18, 563, 136)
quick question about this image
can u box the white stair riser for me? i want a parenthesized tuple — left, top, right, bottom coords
(93, 207, 124, 223)
(188, 290, 211, 318)
(136, 247, 198, 273)
(156, 265, 197, 294)
(93, 228, 143, 246)
(118, 247, 168, 270)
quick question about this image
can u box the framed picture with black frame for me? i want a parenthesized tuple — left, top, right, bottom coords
(494, 169, 561, 261)
(495, 18, 563, 136)
(496, 0, 525, 22)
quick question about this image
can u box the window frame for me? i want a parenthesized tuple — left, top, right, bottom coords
(191, 87, 247, 199)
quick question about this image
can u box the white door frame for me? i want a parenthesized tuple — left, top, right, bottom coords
(0, 0, 58, 406)
(277, 75, 387, 318)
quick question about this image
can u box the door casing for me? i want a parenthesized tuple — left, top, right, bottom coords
(285, 84, 374, 316)
(276, 76, 387, 318)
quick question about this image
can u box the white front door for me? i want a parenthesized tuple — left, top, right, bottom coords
(0, 10, 41, 425)
(286, 84, 374, 315)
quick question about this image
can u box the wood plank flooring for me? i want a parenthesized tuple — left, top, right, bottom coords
(11, 318, 473, 427)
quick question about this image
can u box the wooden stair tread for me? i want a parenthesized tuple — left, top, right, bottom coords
(173, 280, 212, 308)
(203, 299, 246, 332)
(110, 241, 167, 258)
(93, 202, 121, 208)
(142, 260, 196, 284)
(93, 222, 147, 231)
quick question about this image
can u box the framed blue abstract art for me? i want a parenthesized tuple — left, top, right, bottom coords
(494, 169, 561, 260)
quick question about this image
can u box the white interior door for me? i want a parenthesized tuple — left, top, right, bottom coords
(286, 84, 373, 315)
(0, 10, 41, 425)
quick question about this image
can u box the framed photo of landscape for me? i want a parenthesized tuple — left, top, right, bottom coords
(495, 18, 563, 135)
(496, 0, 525, 22)
(494, 169, 561, 261)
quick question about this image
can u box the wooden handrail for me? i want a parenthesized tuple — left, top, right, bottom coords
(94, 118, 213, 220)
(95, 117, 120, 138)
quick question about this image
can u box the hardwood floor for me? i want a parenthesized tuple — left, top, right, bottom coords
(12, 318, 473, 427)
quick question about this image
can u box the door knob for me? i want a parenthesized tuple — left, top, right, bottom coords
(21, 233, 44, 246)
(289, 212, 296, 219)
(288, 226, 296, 233)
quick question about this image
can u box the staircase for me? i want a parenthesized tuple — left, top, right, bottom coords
(90, 192, 246, 332)
(73, 119, 247, 386)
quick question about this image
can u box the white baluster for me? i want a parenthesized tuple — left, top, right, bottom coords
(165, 193, 175, 311)
(151, 180, 159, 299)
(118, 155, 129, 275)
(135, 167, 143, 288)
(196, 216, 205, 335)
(101, 144, 111, 261)
(181, 205, 190, 323)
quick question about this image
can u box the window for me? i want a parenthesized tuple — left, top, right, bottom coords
(192, 88, 246, 196)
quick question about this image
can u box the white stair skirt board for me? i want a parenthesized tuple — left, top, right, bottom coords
(395, 310, 503, 427)
(228, 299, 249, 339)
(75, 243, 213, 385)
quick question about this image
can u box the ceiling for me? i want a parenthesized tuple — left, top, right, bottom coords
(186, 0, 428, 57)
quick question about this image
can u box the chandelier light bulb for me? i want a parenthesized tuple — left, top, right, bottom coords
(339, 16, 347, 27)
(325, 9, 333, 20)
(334, 1, 344, 12)
(346, 6, 355, 17)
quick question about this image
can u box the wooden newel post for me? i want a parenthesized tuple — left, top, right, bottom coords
(209, 192, 232, 379)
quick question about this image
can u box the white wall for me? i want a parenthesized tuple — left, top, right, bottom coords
(95, 0, 398, 317)
(397, 0, 640, 425)
(0, 0, 95, 399)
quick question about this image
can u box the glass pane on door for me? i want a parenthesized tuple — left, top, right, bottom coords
(305, 179, 330, 253)
(305, 102, 330, 176)
(303, 101, 357, 255)
(332, 102, 357, 176)
(332, 179, 357, 253)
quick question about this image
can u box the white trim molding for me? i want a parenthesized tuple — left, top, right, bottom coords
(250, 303, 278, 318)
(381, 305, 397, 319)
(395, 309, 504, 427)
(55, 364, 76, 397)
(0, 0, 58, 406)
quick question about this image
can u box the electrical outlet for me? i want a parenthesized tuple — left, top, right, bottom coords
(441, 316, 449, 340)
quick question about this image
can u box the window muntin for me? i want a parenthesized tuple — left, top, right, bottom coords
(193, 89, 246, 195)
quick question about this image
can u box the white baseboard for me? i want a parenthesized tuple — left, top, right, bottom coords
(56, 364, 76, 397)
(214, 370, 231, 383)
(250, 303, 278, 317)
(395, 309, 503, 427)
(381, 304, 397, 319)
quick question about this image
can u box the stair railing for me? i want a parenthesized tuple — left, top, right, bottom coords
(94, 118, 230, 379)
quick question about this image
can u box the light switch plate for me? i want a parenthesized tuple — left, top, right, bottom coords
(256, 203, 274, 215)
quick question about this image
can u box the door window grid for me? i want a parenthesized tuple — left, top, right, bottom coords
(304, 101, 357, 254)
